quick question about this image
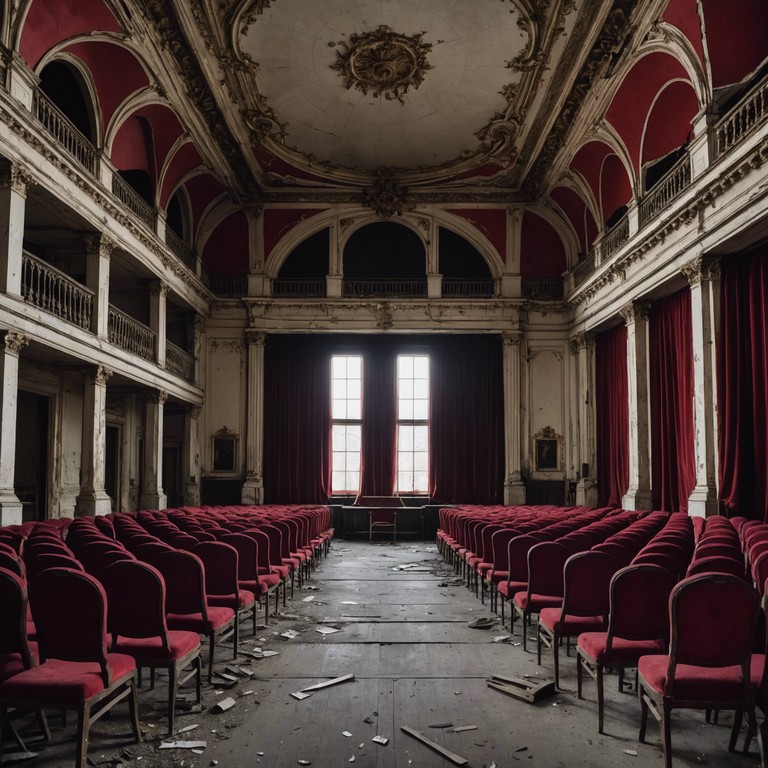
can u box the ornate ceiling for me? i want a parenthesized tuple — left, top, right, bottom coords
(178, 0, 632, 199)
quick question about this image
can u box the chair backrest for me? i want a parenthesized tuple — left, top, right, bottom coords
(0, 550, 25, 579)
(193, 541, 239, 597)
(607, 564, 677, 643)
(526, 542, 570, 597)
(592, 541, 633, 568)
(144, 549, 208, 618)
(0, 567, 33, 668)
(489, 528, 518, 571)
(28, 568, 111, 683)
(669, 573, 758, 674)
(101, 560, 170, 654)
(240, 529, 273, 571)
(26, 553, 84, 579)
(507, 535, 541, 581)
(686, 555, 746, 579)
(560, 551, 616, 617)
(220, 533, 259, 581)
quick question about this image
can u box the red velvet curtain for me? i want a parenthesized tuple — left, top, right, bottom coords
(263, 336, 331, 503)
(596, 324, 629, 507)
(718, 247, 768, 520)
(359, 339, 396, 497)
(649, 289, 696, 512)
(429, 336, 504, 504)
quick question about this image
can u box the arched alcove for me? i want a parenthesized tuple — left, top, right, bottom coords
(343, 222, 425, 280)
(39, 59, 96, 142)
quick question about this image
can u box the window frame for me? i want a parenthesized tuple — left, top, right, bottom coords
(395, 354, 430, 495)
(330, 354, 363, 496)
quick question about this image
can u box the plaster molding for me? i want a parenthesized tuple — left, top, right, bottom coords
(1, 331, 29, 356)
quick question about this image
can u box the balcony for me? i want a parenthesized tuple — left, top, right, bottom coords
(638, 155, 691, 227)
(521, 277, 564, 300)
(442, 278, 495, 297)
(107, 306, 156, 362)
(166, 340, 195, 381)
(112, 172, 156, 231)
(343, 279, 427, 297)
(272, 278, 326, 297)
(715, 76, 768, 158)
(165, 227, 197, 273)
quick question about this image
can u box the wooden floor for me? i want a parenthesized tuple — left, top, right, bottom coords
(7, 540, 758, 767)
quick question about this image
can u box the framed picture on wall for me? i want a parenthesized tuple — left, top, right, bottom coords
(212, 427, 237, 473)
(535, 438, 559, 471)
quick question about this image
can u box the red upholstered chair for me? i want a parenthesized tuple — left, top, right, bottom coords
(261, 524, 299, 597)
(194, 541, 256, 648)
(538, 551, 617, 688)
(577, 564, 677, 734)
(638, 573, 759, 768)
(484, 528, 520, 614)
(145, 549, 236, 683)
(25, 553, 84, 579)
(513, 542, 570, 651)
(101, 560, 201, 735)
(0, 551, 25, 580)
(497, 534, 539, 627)
(220, 533, 281, 625)
(0, 568, 141, 768)
(241, 528, 289, 605)
(686, 555, 746, 579)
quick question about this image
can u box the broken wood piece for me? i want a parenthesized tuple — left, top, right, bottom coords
(428, 722, 453, 729)
(372, 735, 389, 745)
(448, 725, 477, 733)
(212, 697, 237, 713)
(400, 726, 468, 766)
(315, 626, 340, 635)
(159, 740, 207, 750)
(486, 675, 556, 704)
(290, 691, 313, 701)
(299, 673, 355, 693)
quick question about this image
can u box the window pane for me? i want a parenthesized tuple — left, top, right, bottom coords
(399, 379, 414, 399)
(347, 356, 361, 378)
(347, 401, 361, 420)
(413, 356, 429, 378)
(398, 356, 413, 378)
(347, 379, 361, 400)
(332, 399, 347, 420)
(413, 471, 428, 493)
(414, 452, 428, 471)
(332, 357, 347, 378)
(347, 427, 361, 452)
(413, 379, 429, 399)
(399, 424, 413, 448)
(332, 379, 347, 399)
(412, 400, 428, 420)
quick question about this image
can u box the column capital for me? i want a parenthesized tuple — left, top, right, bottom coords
(193, 314, 206, 333)
(83, 365, 113, 386)
(681, 255, 721, 285)
(187, 405, 202, 420)
(83, 232, 117, 259)
(619, 300, 650, 324)
(150, 390, 169, 406)
(0, 164, 32, 197)
(1, 331, 29, 356)
(569, 331, 596, 355)
(502, 330, 523, 347)
(244, 329, 267, 347)
(149, 280, 170, 298)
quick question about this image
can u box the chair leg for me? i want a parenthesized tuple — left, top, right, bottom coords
(660, 702, 673, 768)
(168, 666, 178, 736)
(233, 616, 239, 659)
(576, 653, 583, 699)
(596, 664, 605, 735)
(553, 634, 560, 689)
(76, 704, 89, 768)
(731, 709, 744, 752)
(522, 612, 529, 651)
(639, 691, 649, 743)
(128, 677, 141, 744)
(208, 632, 216, 684)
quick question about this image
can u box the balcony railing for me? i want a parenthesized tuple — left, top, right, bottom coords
(272, 278, 326, 297)
(21, 251, 93, 331)
(442, 278, 495, 297)
(521, 277, 564, 300)
(715, 76, 768, 158)
(343, 279, 427, 297)
(112, 172, 156, 231)
(639, 154, 692, 227)
(210, 276, 248, 296)
(166, 340, 195, 381)
(108, 306, 156, 362)
(601, 213, 631, 260)
(165, 227, 196, 272)
(32, 89, 98, 176)
(572, 251, 596, 288)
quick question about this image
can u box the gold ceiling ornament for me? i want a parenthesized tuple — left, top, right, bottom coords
(330, 25, 432, 104)
(362, 168, 406, 218)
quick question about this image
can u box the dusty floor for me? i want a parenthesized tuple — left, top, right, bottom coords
(2, 540, 759, 768)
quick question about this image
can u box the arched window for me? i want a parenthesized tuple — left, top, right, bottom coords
(39, 60, 96, 143)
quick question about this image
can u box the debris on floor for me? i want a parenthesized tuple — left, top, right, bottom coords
(316, 626, 340, 635)
(212, 697, 236, 713)
(400, 726, 468, 766)
(299, 673, 355, 692)
(372, 735, 389, 745)
(467, 617, 497, 629)
(158, 740, 207, 750)
(448, 725, 477, 733)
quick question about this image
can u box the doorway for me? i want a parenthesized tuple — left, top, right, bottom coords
(15, 390, 50, 521)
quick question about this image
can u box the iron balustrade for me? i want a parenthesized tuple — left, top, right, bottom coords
(166, 340, 194, 381)
(32, 89, 98, 176)
(441, 278, 495, 297)
(107, 306, 156, 362)
(272, 278, 326, 297)
(715, 76, 768, 158)
(112, 172, 156, 231)
(343, 279, 427, 297)
(165, 227, 196, 271)
(639, 154, 692, 227)
(572, 251, 596, 288)
(601, 213, 630, 260)
(210, 276, 248, 296)
(521, 277, 564, 300)
(21, 251, 94, 331)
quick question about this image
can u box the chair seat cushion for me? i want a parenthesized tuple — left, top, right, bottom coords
(578, 632, 665, 664)
(539, 608, 606, 635)
(208, 589, 256, 610)
(638, 654, 756, 702)
(167, 606, 235, 633)
(477, 562, 494, 576)
(489, 570, 509, 584)
(111, 630, 200, 662)
(0, 654, 135, 706)
(497, 580, 527, 598)
(0, 652, 28, 684)
(264, 564, 290, 579)
(514, 593, 563, 612)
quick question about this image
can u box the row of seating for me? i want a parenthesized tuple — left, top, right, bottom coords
(0, 504, 333, 768)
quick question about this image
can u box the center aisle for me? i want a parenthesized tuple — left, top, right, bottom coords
(204, 540, 752, 768)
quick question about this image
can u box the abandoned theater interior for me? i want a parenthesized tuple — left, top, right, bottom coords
(0, 1, 768, 767)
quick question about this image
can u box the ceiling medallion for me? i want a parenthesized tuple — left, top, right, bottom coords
(363, 168, 406, 218)
(331, 25, 432, 104)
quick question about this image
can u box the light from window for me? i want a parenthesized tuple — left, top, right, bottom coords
(331, 355, 362, 494)
(397, 355, 429, 493)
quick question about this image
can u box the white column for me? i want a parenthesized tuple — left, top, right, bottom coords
(500, 207, 523, 297)
(140, 390, 168, 509)
(75, 365, 114, 517)
(426, 218, 442, 298)
(683, 255, 721, 517)
(574, 332, 598, 506)
(327, 218, 342, 298)
(84, 233, 114, 338)
(149, 280, 168, 369)
(0, 332, 29, 524)
(0, 163, 30, 297)
(183, 406, 202, 506)
(246, 205, 268, 296)
(191, 313, 205, 387)
(621, 301, 653, 511)
(503, 331, 526, 504)
(242, 330, 266, 504)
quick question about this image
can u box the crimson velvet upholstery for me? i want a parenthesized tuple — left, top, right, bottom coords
(0, 568, 141, 768)
(538, 551, 616, 688)
(638, 573, 759, 768)
(101, 560, 202, 735)
(577, 564, 677, 734)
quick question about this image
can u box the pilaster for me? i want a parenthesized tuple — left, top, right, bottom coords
(140, 390, 168, 510)
(0, 163, 31, 297)
(573, 332, 598, 507)
(184, 406, 202, 506)
(502, 331, 526, 504)
(242, 330, 266, 505)
(84, 233, 115, 339)
(149, 280, 169, 369)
